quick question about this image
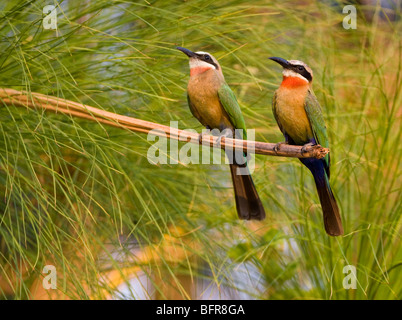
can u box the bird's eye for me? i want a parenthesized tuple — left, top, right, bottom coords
(297, 66, 305, 71)
(204, 55, 211, 61)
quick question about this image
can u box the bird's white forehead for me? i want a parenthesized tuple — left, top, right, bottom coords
(195, 51, 209, 55)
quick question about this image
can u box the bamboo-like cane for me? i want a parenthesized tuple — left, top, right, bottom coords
(0, 88, 328, 159)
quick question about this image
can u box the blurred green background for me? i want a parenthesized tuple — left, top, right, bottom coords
(0, 0, 400, 299)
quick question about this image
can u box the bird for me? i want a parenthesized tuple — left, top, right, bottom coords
(177, 46, 266, 221)
(268, 57, 343, 236)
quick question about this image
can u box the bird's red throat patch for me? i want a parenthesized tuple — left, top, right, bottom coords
(281, 76, 309, 88)
(190, 66, 213, 76)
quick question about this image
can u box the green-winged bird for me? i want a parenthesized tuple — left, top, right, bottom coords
(269, 57, 343, 236)
(177, 47, 265, 220)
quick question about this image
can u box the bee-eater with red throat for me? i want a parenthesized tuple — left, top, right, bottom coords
(269, 57, 343, 236)
(177, 47, 265, 220)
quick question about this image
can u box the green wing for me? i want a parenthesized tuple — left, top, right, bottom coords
(304, 89, 331, 176)
(218, 83, 247, 138)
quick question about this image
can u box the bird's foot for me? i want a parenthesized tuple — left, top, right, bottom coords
(273, 141, 288, 154)
(216, 129, 234, 148)
(301, 142, 315, 155)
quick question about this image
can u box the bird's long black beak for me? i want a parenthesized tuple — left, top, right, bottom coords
(269, 57, 290, 68)
(177, 47, 196, 58)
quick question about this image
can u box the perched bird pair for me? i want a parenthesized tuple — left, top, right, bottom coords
(177, 47, 343, 236)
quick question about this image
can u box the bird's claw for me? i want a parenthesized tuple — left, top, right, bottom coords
(216, 129, 233, 148)
(273, 141, 288, 154)
(301, 142, 315, 155)
(215, 134, 223, 147)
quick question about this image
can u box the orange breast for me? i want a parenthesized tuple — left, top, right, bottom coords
(274, 85, 313, 145)
(281, 76, 309, 88)
(187, 70, 232, 129)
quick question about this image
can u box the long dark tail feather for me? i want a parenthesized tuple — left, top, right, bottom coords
(228, 155, 266, 221)
(300, 158, 344, 236)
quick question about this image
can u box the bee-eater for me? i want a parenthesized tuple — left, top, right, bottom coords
(269, 57, 343, 236)
(177, 47, 265, 220)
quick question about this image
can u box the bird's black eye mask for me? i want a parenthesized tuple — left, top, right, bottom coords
(176, 47, 219, 70)
(196, 53, 219, 70)
(291, 65, 312, 82)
